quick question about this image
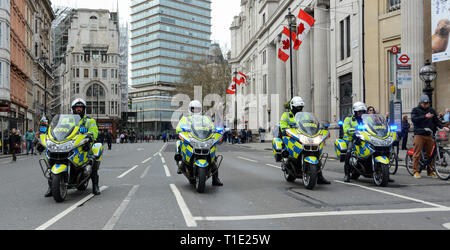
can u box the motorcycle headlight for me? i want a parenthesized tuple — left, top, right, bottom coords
(46, 140, 76, 152)
(368, 135, 393, 147)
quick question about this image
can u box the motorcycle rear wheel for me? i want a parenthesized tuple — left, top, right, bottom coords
(52, 173, 68, 203)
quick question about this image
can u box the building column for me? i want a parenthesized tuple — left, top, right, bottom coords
(401, 0, 424, 113)
(297, 25, 312, 112)
(276, 36, 287, 115)
(313, 2, 330, 122)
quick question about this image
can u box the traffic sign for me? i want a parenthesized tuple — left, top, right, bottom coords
(398, 54, 410, 65)
(391, 46, 399, 55)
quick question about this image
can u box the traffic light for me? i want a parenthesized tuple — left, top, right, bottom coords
(128, 98, 133, 110)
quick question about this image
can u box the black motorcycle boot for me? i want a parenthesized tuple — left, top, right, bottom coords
(91, 162, 101, 195)
(317, 171, 331, 185)
(212, 172, 223, 186)
(45, 180, 52, 197)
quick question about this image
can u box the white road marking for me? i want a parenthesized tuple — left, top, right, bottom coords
(266, 164, 281, 169)
(103, 185, 140, 230)
(117, 165, 140, 179)
(443, 223, 450, 230)
(335, 180, 447, 208)
(140, 165, 151, 179)
(195, 207, 450, 222)
(159, 143, 168, 153)
(170, 184, 197, 227)
(153, 152, 159, 157)
(141, 156, 152, 164)
(163, 165, 171, 177)
(161, 157, 166, 164)
(237, 156, 258, 163)
(36, 186, 108, 230)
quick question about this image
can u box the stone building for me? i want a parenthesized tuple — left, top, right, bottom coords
(53, 9, 121, 136)
(10, 0, 29, 133)
(229, 0, 364, 135)
(364, 0, 450, 117)
(0, 0, 11, 146)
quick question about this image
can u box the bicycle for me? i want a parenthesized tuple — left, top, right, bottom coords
(405, 129, 450, 180)
(389, 145, 399, 175)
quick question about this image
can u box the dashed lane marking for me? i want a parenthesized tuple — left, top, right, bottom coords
(36, 186, 108, 230)
(117, 165, 140, 179)
(103, 185, 140, 230)
(237, 156, 258, 163)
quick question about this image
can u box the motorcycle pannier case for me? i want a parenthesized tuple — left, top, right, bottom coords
(273, 138, 283, 162)
(334, 139, 348, 162)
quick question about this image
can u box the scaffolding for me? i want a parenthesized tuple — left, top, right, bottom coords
(51, 6, 75, 68)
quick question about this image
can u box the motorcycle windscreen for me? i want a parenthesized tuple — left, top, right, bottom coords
(190, 115, 214, 140)
(294, 112, 320, 136)
(50, 114, 81, 142)
(362, 114, 389, 138)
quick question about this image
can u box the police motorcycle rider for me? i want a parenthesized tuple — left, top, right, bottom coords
(279, 96, 331, 185)
(342, 102, 367, 183)
(44, 98, 102, 197)
(175, 100, 223, 187)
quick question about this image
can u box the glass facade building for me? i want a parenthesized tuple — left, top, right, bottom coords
(130, 0, 211, 87)
(129, 0, 211, 136)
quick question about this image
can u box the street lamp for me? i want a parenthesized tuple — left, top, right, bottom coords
(419, 60, 437, 107)
(285, 8, 297, 100)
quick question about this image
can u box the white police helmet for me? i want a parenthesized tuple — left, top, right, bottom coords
(352, 102, 367, 114)
(290, 96, 305, 110)
(188, 100, 202, 115)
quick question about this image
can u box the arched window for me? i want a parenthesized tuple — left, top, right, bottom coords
(86, 84, 105, 97)
(90, 16, 98, 20)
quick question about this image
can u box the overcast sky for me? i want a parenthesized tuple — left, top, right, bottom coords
(52, 0, 242, 52)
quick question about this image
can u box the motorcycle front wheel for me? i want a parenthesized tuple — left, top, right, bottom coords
(373, 163, 389, 187)
(52, 173, 68, 203)
(303, 163, 317, 190)
(196, 167, 207, 193)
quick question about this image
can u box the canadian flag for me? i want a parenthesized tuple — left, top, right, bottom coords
(226, 82, 236, 95)
(278, 27, 297, 62)
(294, 9, 315, 50)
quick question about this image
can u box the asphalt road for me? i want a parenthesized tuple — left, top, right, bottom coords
(0, 142, 450, 230)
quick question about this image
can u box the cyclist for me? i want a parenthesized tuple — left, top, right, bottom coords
(411, 95, 449, 179)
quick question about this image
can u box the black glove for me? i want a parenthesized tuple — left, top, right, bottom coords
(352, 134, 362, 146)
(83, 134, 93, 152)
(37, 143, 45, 153)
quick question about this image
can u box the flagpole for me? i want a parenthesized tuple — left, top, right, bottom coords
(234, 70, 238, 130)
(286, 8, 296, 100)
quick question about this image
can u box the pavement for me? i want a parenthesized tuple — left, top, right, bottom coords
(1, 141, 450, 230)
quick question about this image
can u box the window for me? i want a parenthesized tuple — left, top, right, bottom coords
(76, 68, 79, 78)
(111, 69, 115, 78)
(94, 68, 98, 78)
(388, 0, 401, 12)
(102, 69, 107, 78)
(87, 84, 105, 97)
(263, 75, 267, 94)
(84, 69, 89, 78)
(262, 50, 266, 65)
(346, 16, 351, 58)
(340, 20, 345, 61)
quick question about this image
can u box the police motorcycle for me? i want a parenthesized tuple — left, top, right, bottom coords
(38, 115, 103, 202)
(335, 114, 396, 187)
(273, 112, 330, 190)
(174, 114, 224, 193)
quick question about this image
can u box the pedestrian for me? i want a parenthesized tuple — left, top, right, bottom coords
(444, 108, 450, 123)
(411, 95, 449, 179)
(8, 128, 21, 162)
(25, 128, 35, 155)
(247, 129, 252, 143)
(259, 127, 266, 143)
(367, 106, 376, 114)
(105, 130, 113, 150)
(401, 115, 411, 150)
